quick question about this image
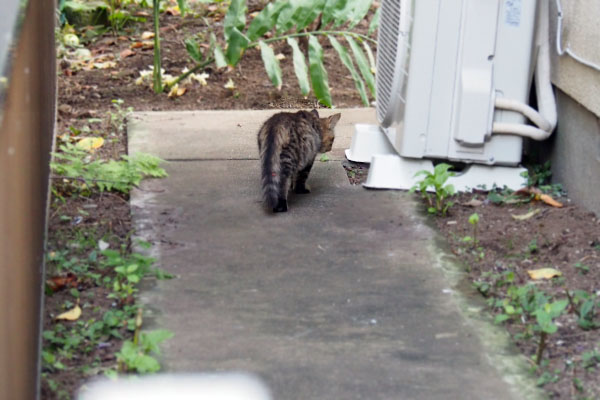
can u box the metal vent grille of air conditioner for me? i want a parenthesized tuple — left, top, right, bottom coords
(376, 0, 412, 128)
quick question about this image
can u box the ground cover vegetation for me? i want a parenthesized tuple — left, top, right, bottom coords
(46, 0, 377, 398)
(48, 0, 600, 397)
(403, 161, 600, 399)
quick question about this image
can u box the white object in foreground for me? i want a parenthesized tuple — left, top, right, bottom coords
(78, 373, 272, 400)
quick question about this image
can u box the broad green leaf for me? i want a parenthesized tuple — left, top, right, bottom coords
(177, 0, 186, 15)
(329, 36, 368, 106)
(140, 330, 174, 354)
(347, 0, 373, 29)
(308, 35, 332, 107)
(211, 33, 228, 68)
(580, 299, 595, 318)
(368, 6, 380, 34)
(225, 27, 250, 66)
(295, 0, 326, 31)
(276, 0, 317, 34)
(345, 35, 376, 96)
(259, 41, 282, 89)
(548, 299, 568, 318)
(224, 0, 247, 41)
(333, 0, 354, 27)
(184, 38, 202, 63)
(494, 314, 510, 324)
(287, 37, 310, 96)
(247, 1, 287, 41)
(126, 264, 139, 274)
(134, 354, 161, 373)
(322, 0, 347, 26)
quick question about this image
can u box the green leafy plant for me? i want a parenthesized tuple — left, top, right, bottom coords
(473, 270, 514, 298)
(410, 163, 456, 216)
(51, 143, 168, 194)
(522, 161, 553, 187)
(108, 99, 133, 133)
(468, 213, 480, 246)
(215, 0, 377, 107)
(532, 299, 569, 365)
(521, 161, 566, 197)
(116, 330, 173, 373)
(581, 347, 600, 369)
(574, 262, 590, 275)
(567, 290, 600, 330)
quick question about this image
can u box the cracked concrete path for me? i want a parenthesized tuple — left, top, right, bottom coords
(128, 109, 537, 400)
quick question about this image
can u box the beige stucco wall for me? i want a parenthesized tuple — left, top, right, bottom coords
(549, 0, 600, 117)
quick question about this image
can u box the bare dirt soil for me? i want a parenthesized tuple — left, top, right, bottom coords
(46, 3, 600, 398)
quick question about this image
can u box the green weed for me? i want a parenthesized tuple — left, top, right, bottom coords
(51, 143, 167, 194)
(410, 163, 456, 216)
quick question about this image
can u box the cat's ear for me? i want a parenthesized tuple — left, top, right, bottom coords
(311, 109, 319, 118)
(328, 113, 341, 128)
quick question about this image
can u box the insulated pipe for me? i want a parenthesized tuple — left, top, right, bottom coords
(492, 0, 557, 141)
(494, 97, 551, 132)
(491, 122, 550, 140)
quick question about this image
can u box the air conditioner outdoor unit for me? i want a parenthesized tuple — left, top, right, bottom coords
(346, 0, 557, 191)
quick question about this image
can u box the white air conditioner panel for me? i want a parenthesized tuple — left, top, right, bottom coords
(376, 0, 538, 166)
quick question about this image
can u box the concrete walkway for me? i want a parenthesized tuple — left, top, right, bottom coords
(128, 109, 536, 400)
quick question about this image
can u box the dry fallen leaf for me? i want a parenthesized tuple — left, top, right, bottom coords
(462, 198, 483, 207)
(140, 31, 155, 40)
(527, 268, 562, 280)
(131, 41, 144, 49)
(539, 194, 563, 208)
(56, 304, 82, 321)
(76, 137, 104, 151)
(141, 40, 155, 50)
(511, 209, 541, 221)
(92, 61, 117, 69)
(165, 6, 181, 15)
(46, 273, 78, 292)
(120, 49, 136, 59)
(224, 78, 236, 90)
(168, 84, 187, 98)
(275, 53, 286, 61)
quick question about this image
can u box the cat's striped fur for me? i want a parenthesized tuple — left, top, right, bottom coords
(257, 109, 341, 212)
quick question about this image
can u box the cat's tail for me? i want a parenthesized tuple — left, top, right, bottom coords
(259, 132, 281, 209)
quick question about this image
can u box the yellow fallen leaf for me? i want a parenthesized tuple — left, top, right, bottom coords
(275, 53, 286, 61)
(167, 84, 186, 98)
(56, 304, 82, 321)
(141, 40, 155, 50)
(76, 137, 104, 151)
(511, 209, 541, 221)
(224, 78, 235, 90)
(539, 194, 563, 208)
(527, 268, 562, 280)
(140, 31, 155, 40)
(93, 61, 117, 69)
(165, 6, 180, 15)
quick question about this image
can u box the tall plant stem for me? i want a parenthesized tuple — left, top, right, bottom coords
(535, 331, 547, 365)
(248, 30, 377, 47)
(152, 0, 163, 93)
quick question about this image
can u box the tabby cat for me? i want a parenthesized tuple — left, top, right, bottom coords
(257, 109, 341, 212)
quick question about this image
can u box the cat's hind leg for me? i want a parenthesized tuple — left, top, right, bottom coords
(294, 161, 313, 194)
(274, 167, 293, 213)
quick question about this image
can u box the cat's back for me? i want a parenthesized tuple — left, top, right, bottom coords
(257, 111, 319, 147)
